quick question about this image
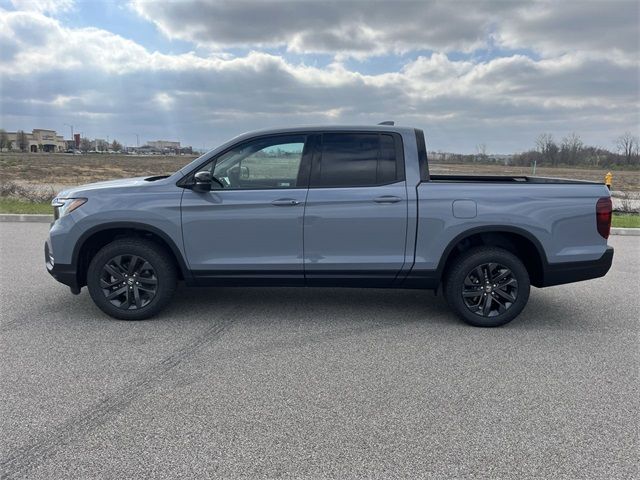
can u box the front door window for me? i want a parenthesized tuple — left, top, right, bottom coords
(210, 135, 307, 189)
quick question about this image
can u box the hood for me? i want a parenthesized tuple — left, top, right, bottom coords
(56, 176, 156, 198)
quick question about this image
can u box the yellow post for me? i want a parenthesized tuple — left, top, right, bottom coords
(604, 172, 613, 190)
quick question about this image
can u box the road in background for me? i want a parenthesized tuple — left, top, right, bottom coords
(1, 223, 638, 479)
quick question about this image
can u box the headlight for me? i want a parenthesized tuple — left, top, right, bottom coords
(52, 197, 87, 219)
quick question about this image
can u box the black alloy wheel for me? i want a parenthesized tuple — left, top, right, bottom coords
(444, 246, 530, 327)
(462, 262, 518, 317)
(100, 254, 158, 310)
(87, 239, 177, 320)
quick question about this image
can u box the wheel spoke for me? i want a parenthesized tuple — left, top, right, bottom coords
(493, 295, 507, 313)
(127, 255, 139, 274)
(464, 276, 477, 286)
(498, 277, 517, 288)
(139, 261, 153, 273)
(493, 268, 511, 283)
(494, 288, 516, 303)
(113, 256, 126, 273)
(482, 294, 492, 316)
(487, 263, 498, 279)
(104, 263, 123, 280)
(121, 289, 131, 309)
(106, 286, 127, 300)
(137, 277, 157, 285)
(463, 289, 482, 298)
(100, 278, 121, 288)
(133, 286, 142, 308)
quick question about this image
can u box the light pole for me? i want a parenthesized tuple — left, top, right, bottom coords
(64, 123, 74, 149)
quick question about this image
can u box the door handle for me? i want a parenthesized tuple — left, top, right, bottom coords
(271, 198, 300, 206)
(374, 195, 402, 204)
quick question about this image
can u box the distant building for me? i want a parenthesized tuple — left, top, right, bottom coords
(5, 129, 66, 152)
(147, 140, 180, 151)
(92, 139, 108, 151)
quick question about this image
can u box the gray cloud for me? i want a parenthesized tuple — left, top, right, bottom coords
(0, 3, 638, 153)
(132, 0, 639, 58)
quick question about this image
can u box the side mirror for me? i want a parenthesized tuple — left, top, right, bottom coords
(241, 166, 250, 179)
(192, 170, 212, 192)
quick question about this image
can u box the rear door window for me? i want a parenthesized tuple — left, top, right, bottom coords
(313, 133, 403, 187)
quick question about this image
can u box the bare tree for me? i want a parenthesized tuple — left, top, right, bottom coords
(16, 130, 28, 152)
(535, 133, 559, 166)
(111, 140, 122, 152)
(561, 133, 583, 165)
(80, 137, 91, 153)
(475, 143, 487, 162)
(0, 129, 7, 151)
(616, 132, 639, 165)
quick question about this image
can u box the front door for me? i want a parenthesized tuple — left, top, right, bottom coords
(181, 134, 312, 284)
(304, 132, 408, 286)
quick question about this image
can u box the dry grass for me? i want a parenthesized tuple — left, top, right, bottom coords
(0, 152, 195, 188)
(1, 152, 639, 192)
(429, 163, 640, 191)
(0, 180, 57, 202)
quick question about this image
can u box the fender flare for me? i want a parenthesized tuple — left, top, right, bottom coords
(435, 225, 549, 279)
(72, 221, 192, 282)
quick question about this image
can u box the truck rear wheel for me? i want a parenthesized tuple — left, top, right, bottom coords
(87, 239, 177, 320)
(444, 247, 530, 327)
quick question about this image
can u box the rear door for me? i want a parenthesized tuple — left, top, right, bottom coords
(303, 132, 408, 286)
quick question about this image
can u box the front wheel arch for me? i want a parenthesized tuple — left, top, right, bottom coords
(73, 223, 189, 288)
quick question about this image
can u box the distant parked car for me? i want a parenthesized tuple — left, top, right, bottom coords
(46, 124, 614, 327)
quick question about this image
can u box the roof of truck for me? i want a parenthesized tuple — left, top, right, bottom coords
(237, 124, 416, 136)
(177, 124, 419, 176)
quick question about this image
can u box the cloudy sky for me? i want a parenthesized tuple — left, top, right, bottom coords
(0, 0, 638, 153)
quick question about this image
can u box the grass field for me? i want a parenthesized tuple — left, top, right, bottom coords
(612, 214, 640, 228)
(0, 152, 639, 226)
(1, 152, 639, 191)
(0, 152, 197, 189)
(0, 198, 52, 214)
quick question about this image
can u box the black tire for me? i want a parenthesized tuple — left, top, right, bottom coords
(87, 239, 177, 320)
(443, 247, 530, 327)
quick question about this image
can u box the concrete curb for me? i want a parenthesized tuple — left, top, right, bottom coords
(0, 214, 638, 235)
(0, 214, 52, 223)
(611, 227, 640, 236)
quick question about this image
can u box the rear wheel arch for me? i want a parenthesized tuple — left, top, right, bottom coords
(73, 222, 189, 287)
(437, 227, 547, 287)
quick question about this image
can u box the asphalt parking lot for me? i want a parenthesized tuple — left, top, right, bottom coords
(1, 222, 638, 479)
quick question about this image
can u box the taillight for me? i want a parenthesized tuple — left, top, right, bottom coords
(596, 197, 612, 239)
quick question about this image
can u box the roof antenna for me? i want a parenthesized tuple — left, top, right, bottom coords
(378, 121, 394, 126)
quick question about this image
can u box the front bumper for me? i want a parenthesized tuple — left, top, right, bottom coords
(45, 242, 81, 293)
(540, 246, 614, 287)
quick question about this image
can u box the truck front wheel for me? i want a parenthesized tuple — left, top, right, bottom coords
(86, 239, 177, 320)
(443, 247, 530, 327)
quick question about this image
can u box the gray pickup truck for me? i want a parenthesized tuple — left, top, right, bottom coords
(46, 124, 614, 327)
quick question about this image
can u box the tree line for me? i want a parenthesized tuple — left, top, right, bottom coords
(513, 132, 640, 168)
(435, 132, 639, 169)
